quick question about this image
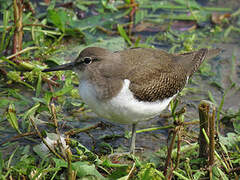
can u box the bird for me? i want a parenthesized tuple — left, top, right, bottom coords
(43, 47, 220, 154)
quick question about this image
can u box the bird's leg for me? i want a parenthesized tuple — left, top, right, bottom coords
(108, 123, 137, 158)
(129, 123, 137, 154)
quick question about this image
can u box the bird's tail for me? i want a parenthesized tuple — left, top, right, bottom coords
(205, 48, 222, 60)
(176, 48, 222, 77)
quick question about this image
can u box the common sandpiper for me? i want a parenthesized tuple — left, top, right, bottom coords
(43, 47, 220, 154)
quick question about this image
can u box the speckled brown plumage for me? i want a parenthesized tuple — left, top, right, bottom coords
(74, 47, 220, 102)
(119, 48, 188, 101)
(121, 48, 209, 101)
(44, 47, 220, 102)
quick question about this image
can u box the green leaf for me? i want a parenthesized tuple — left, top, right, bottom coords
(220, 133, 240, 148)
(193, 170, 205, 179)
(124, 0, 131, 4)
(53, 85, 74, 97)
(47, 9, 73, 32)
(0, 151, 3, 174)
(137, 163, 165, 180)
(73, 161, 106, 180)
(23, 103, 40, 121)
(53, 158, 105, 179)
(43, 92, 53, 105)
(36, 73, 42, 97)
(212, 166, 228, 180)
(135, 10, 148, 24)
(107, 166, 128, 179)
(102, 159, 128, 168)
(75, 3, 88, 11)
(7, 71, 35, 90)
(8, 89, 31, 104)
(172, 170, 189, 180)
(117, 24, 132, 46)
(47, 0, 56, 10)
(207, 90, 216, 104)
(0, 56, 18, 67)
(6, 103, 21, 133)
(101, 0, 118, 11)
(7, 71, 21, 81)
(53, 158, 67, 168)
(75, 143, 98, 162)
(0, 98, 11, 108)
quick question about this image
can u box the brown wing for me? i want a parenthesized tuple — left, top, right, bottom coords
(111, 48, 187, 102)
(126, 62, 187, 102)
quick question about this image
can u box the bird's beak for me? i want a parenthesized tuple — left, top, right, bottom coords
(42, 62, 75, 72)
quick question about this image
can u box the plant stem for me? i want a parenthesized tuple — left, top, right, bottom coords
(198, 100, 210, 159)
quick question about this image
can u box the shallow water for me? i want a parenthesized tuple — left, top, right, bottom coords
(0, 1, 240, 156)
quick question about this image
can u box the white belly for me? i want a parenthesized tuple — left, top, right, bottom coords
(79, 79, 176, 124)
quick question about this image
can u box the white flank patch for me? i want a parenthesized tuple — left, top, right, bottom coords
(79, 79, 176, 124)
(186, 76, 189, 84)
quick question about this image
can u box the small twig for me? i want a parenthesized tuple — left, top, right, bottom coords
(23, 23, 55, 29)
(164, 128, 177, 177)
(125, 162, 136, 180)
(220, 150, 232, 171)
(229, 167, 240, 173)
(7, 46, 39, 59)
(136, 125, 174, 134)
(183, 120, 199, 125)
(96, 26, 117, 35)
(66, 147, 75, 180)
(50, 103, 67, 159)
(198, 101, 219, 179)
(29, 116, 64, 160)
(50, 103, 59, 133)
(65, 122, 104, 136)
(209, 105, 216, 166)
(174, 125, 183, 170)
(159, 107, 186, 118)
(116, 3, 138, 10)
(0, 131, 37, 146)
(128, 0, 137, 36)
(13, 0, 23, 57)
(42, 77, 60, 87)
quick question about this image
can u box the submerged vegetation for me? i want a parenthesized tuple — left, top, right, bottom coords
(0, 0, 240, 179)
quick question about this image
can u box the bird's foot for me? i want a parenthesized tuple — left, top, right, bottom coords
(107, 147, 144, 159)
(108, 152, 132, 159)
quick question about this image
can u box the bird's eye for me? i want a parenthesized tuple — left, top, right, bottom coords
(83, 57, 92, 64)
